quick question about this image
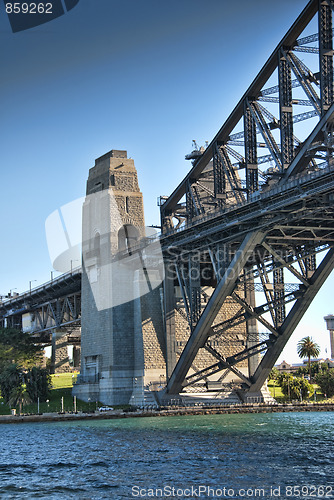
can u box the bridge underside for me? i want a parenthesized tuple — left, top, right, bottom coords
(2, 0, 334, 403)
(161, 0, 334, 400)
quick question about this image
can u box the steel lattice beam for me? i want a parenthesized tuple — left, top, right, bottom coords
(167, 231, 265, 394)
(160, 0, 318, 217)
(249, 247, 334, 392)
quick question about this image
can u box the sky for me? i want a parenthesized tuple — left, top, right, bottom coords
(0, 0, 332, 364)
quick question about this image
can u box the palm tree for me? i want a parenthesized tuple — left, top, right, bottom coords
(8, 386, 31, 415)
(297, 336, 320, 382)
(0, 363, 22, 403)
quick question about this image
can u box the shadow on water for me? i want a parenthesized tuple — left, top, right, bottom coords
(0, 411, 333, 499)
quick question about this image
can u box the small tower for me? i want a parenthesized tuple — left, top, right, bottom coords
(324, 315, 334, 359)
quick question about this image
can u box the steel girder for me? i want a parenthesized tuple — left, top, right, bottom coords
(249, 246, 334, 393)
(162, 166, 334, 397)
(0, 270, 82, 337)
(166, 229, 334, 395)
(160, 0, 320, 218)
(31, 291, 81, 333)
(319, 0, 334, 112)
(244, 103, 258, 194)
(166, 231, 265, 394)
(279, 50, 294, 170)
(162, 0, 334, 397)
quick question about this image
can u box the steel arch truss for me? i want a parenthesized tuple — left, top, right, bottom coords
(162, 0, 334, 397)
(160, 0, 334, 229)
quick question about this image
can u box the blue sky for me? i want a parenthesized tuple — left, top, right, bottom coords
(0, 0, 332, 363)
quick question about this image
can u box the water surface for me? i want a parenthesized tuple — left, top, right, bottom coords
(0, 411, 333, 499)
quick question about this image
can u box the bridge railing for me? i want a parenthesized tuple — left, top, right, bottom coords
(160, 163, 334, 240)
(1, 266, 82, 306)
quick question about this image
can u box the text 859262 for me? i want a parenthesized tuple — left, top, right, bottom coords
(5, 3, 53, 14)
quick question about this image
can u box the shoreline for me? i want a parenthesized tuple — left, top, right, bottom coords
(1, 402, 334, 424)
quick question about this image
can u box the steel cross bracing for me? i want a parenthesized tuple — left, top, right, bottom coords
(160, 0, 334, 398)
(0, 269, 81, 339)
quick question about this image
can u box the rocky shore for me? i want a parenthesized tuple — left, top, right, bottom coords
(0, 402, 333, 424)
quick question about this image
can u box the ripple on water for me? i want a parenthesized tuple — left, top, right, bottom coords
(0, 412, 332, 498)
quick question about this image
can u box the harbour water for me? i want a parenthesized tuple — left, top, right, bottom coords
(0, 411, 333, 499)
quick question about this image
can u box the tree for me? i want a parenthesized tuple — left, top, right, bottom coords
(297, 336, 320, 382)
(25, 367, 51, 402)
(315, 369, 334, 398)
(0, 364, 23, 403)
(277, 372, 293, 387)
(268, 367, 280, 381)
(296, 361, 327, 379)
(0, 328, 43, 372)
(280, 375, 313, 400)
(296, 365, 308, 378)
(8, 385, 31, 415)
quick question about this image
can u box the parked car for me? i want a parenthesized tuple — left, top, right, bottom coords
(98, 406, 114, 412)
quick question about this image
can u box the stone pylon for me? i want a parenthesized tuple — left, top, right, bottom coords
(73, 150, 165, 405)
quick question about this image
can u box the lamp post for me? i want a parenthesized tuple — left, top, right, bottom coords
(70, 260, 78, 274)
(29, 280, 37, 294)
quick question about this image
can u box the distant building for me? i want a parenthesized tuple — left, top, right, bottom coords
(276, 361, 301, 373)
(276, 358, 334, 373)
(324, 315, 334, 358)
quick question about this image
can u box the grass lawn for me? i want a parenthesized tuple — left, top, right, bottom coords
(0, 372, 100, 415)
(1, 373, 333, 415)
(267, 380, 334, 404)
(51, 372, 78, 389)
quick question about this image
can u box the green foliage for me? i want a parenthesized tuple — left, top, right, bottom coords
(297, 336, 320, 359)
(0, 328, 43, 371)
(8, 386, 31, 415)
(315, 369, 334, 398)
(268, 367, 280, 381)
(295, 361, 327, 378)
(277, 372, 293, 386)
(296, 366, 308, 377)
(0, 363, 23, 403)
(25, 367, 52, 402)
(280, 375, 313, 400)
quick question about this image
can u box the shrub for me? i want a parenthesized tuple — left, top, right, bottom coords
(280, 376, 313, 400)
(0, 364, 23, 403)
(25, 367, 52, 402)
(315, 369, 334, 398)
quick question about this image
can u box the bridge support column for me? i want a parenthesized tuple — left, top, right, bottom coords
(51, 331, 71, 374)
(244, 281, 260, 378)
(73, 346, 81, 369)
(164, 262, 176, 380)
